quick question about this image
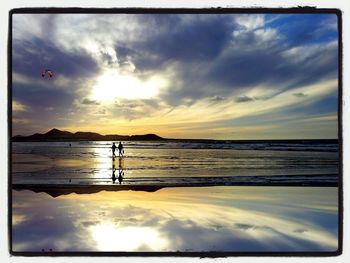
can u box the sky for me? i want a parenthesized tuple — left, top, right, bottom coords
(12, 12, 339, 139)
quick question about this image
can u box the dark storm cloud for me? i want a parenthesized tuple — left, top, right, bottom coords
(285, 44, 338, 89)
(12, 83, 75, 134)
(80, 221, 100, 228)
(13, 215, 74, 250)
(82, 98, 100, 105)
(235, 95, 254, 103)
(293, 92, 307, 98)
(100, 51, 117, 66)
(207, 48, 283, 88)
(13, 83, 73, 109)
(293, 228, 308, 234)
(116, 15, 235, 71)
(210, 96, 225, 103)
(234, 223, 255, 230)
(111, 14, 338, 106)
(13, 37, 99, 79)
(208, 42, 337, 92)
(142, 15, 233, 61)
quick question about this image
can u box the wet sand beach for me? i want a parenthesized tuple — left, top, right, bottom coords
(12, 186, 338, 253)
(12, 151, 338, 189)
(12, 153, 88, 173)
(11, 141, 340, 253)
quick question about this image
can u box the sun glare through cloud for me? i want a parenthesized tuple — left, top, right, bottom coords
(91, 70, 166, 102)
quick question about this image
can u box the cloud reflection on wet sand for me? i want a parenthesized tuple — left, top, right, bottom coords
(12, 186, 338, 252)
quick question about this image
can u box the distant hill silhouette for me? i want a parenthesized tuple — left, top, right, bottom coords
(12, 128, 164, 141)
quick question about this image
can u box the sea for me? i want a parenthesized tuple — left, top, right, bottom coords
(12, 140, 340, 186)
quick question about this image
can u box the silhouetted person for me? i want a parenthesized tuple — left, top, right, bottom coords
(118, 141, 124, 157)
(112, 163, 116, 184)
(118, 169, 124, 184)
(112, 170, 116, 184)
(111, 142, 117, 157)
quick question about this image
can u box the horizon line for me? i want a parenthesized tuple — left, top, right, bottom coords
(12, 128, 338, 142)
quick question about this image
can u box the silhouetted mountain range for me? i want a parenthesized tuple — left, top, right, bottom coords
(12, 128, 164, 141)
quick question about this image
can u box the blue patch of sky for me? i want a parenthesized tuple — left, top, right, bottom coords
(265, 14, 338, 45)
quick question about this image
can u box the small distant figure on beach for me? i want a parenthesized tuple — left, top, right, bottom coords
(69, 143, 71, 147)
(118, 141, 124, 157)
(111, 142, 117, 157)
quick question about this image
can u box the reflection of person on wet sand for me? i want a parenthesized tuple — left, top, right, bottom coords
(111, 161, 116, 184)
(118, 168, 124, 184)
(118, 157, 123, 168)
(118, 141, 124, 157)
(117, 157, 124, 184)
(111, 142, 117, 157)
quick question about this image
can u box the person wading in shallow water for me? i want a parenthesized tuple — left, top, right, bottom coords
(111, 142, 117, 157)
(118, 141, 124, 158)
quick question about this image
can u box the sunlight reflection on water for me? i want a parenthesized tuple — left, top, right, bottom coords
(12, 186, 338, 252)
(12, 141, 339, 184)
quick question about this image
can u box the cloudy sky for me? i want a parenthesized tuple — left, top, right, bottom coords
(12, 12, 339, 139)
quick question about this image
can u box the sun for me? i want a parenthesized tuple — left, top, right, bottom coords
(90, 224, 169, 251)
(91, 70, 166, 103)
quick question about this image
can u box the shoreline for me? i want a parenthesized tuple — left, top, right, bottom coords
(12, 140, 339, 144)
(13, 178, 338, 197)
